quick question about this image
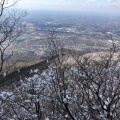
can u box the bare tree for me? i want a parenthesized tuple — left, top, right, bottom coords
(0, 0, 26, 75)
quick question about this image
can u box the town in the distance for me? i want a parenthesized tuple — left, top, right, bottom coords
(6, 10, 120, 65)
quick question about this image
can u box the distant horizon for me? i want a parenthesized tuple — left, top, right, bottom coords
(13, 0, 120, 15)
(24, 9, 120, 17)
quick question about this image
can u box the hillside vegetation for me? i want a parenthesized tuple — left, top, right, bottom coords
(0, 47, 120, 120)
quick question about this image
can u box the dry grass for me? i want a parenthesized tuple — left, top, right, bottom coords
(2, 59, 43, 74)
(63, 51, 120, 65)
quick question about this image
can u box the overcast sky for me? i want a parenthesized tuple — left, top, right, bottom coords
(13, 0, 120, 13)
